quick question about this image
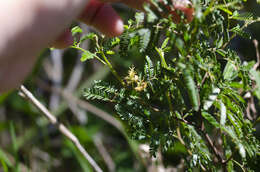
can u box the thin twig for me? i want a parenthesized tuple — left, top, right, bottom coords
(49, 49, 63, 111)
(94, 134, 116, 172)
(66, 23, 88, 92)
(179, 110, 226, 165)
(223, 149, 237, 164)
(198, 72, 208, 90)
(176, 128, 193, 155)
(199, 110, 224, 164)
(173, 112, 224, 163)
(18, 85, 103, 172)
(100, 51, 125, 86)
(232, 159, 246, 172)
(204, 132, 224, 163)
(253, 39, 260, 70)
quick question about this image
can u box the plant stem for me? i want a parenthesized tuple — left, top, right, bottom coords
(232, 159, 246, 172)
(70, 45, 106, 65)
(100, 51, 125, 86)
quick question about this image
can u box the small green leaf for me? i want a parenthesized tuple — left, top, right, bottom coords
(85, 33, 97, 40)
(216, 49, 228, 57)
(227, 160, 234, 172)
(143, 4, 158, 22)
(155, 47, 168, 69)
(138, 28, 151, 52)
(220, 101, 227, 126)
(203, 87, 220, 110)
(106, 50, 115, 55)
(71, 26, 83, 36)
(216, 37, 224, 48)
(80, 50, 95, 62)
(79, 33, 98, 44)
(218, 7, 233, 15)
(135, 12, 145, 24)
(1, 159, 8, 172)
(227, 112, 243, 138)
(111, 37, 120, 46)
(0, 148, 11, 167)
(250, 69, 260, 99)
(224, 126, 239, 143)
(223, 61, 238, 81)
(230, 12, 253, 21)
(230, 25, 251, 39)
(202, 112, 220, 128)
(176, 38, 184, 54)
(183, 69, 200, 111)
(161, 37, 169, 49)
(238, 143, 246, 158)
(145, 56, 154, 78)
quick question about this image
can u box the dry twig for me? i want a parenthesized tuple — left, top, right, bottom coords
(253, 39, 260, 70)
(49, 49, 63, 111)
(18, 85, 103, 172)
(94, 134, 115, 172)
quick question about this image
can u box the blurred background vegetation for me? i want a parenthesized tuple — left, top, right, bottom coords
(0, 1, 259, 172)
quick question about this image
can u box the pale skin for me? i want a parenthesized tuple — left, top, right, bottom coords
(0, 0, 192, 93)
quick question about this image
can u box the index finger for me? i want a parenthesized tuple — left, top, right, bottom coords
(101, 0, 148, 10)
(101, 0, 194, 22)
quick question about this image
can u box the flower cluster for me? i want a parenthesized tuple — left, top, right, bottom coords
(125, 67, 147, 92)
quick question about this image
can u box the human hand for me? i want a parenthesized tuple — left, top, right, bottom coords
(55, 0, 194, 48)
(0, 0, 193, 93)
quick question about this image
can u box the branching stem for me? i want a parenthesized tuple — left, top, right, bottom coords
(100, 51, 125, 86)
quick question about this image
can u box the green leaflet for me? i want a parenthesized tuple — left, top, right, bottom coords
(203, 87, 221, 110)
(161, 37, 170, 50)
(223, 61, 238, 81)
(137, 28, 151, 52)
(220, 101, 227, 126)
(230, 25, 251, 39)
(183, 69, 200, 111)
(155, 47, 168, 69)
(250, 69, 260, 99)
(71, 26, 83, 36)
(201, 112, 220, 128)
(80, 50, 95, 62)
(218, 7, 233, 15)
(135, 12, 145, 25)
(230, 12, 254, 21)
(80, 33, 98, 44)
(0, 148, 11, 167)
(83, 80, 119, 102)
(144, 56, 154, 79)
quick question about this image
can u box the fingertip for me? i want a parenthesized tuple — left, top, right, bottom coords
(173, 0, 194, 23)
(79, 1, 124, 37)
(159, 0, 194, 23)
(112, 18, 124, 37)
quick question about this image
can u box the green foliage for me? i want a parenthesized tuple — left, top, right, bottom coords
(73, 0, 260, 171)
(80, 50, 95, 62)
